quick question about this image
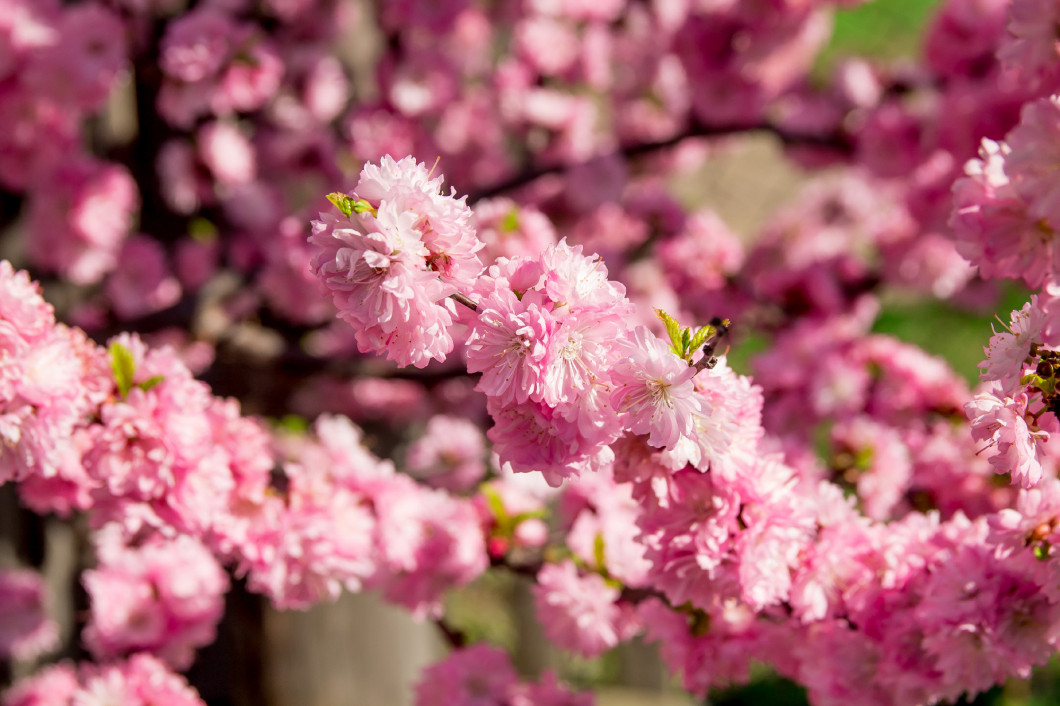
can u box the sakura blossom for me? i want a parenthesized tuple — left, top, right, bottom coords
(9, 0, 1060, 703)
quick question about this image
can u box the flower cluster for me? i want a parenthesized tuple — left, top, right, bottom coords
(308, 156, 484, 367)
(10, 0, 1060, 704)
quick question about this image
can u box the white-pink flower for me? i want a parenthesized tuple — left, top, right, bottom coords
(532, 560, 638, 657)
(967, 389, 1049, 488)
(610, 326, 701, 449)
(466, 288, 553, 405)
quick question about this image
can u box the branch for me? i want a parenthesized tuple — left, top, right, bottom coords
(450, 292, 479, 312)
(467, 120, 852, 204)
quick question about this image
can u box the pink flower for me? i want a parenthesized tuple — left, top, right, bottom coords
(197, 121, 256, 186)
(950, 138, 1053, 288)
(105, 237, 182, 320)
(83, 530, 228, 670)
(308, 206, 455, 369)
(79, 654, 206, 706)
(967, 389, 1049, 488)
(0, 569, 58, 661)
(998, 0, 1060, 84)
(23, 3, 126, 110)
(414, 644, 517, 706)
(533, 560, 639, 657)
(26, 158, 138, 285)
(510, 672, 593, 706)
(466, 288, 553, 405)
(372, 476, 488, 618)
(610, 326, 701, 449)
(355, 155, 484, 288)
(405, 415, 486, 491)
(2, 663, 78, 706)
(159, 9, 232, 83)
(980, 296, 1045, 390)
(486, 397, 595, 487)
(1006, 95, 1060, 234)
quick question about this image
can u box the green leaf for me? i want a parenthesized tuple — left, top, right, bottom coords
(509, 510, 547, 524)
(656, 309, 683, 353)
(853, 447, 875, 470)
(326, 192, 355, 217)
(481, 484, 511, 530)
(1021, 373, 1044, 387)
(350, 198, 375, 215)
(274, 414, 309, 433)
(189, 217, 218, 242)
(688, 324, 715, 354)
(593, 532, 606, 570)
(1035, 543, 1050, 561)
(680, 328, 691, 356)
(137, 375, 165, 393)
(108, 342, 136, 399)
(501, 208, 520, 233)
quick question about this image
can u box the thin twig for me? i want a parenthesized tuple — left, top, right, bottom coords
(467, 121, 852, 203)
(450, 292, 479, 312)
(693, 318, 731, 373)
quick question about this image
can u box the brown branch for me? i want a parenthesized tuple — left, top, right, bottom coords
(467, 120, 852, 204)
(450, 292, 479, 312)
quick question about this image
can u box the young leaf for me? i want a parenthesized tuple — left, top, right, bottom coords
(274, 414, 309, 433)
(350, 198, 376, 215)
(688, 324, 715, 354)
(501, 208, 520, 232)
(481, 484, 511, 531)
(137, 375, 165, 393)
(593, 532, 607, 570)
(108, 342, 136, 399)
(656, 309, 683, 353)
(326, 192, 355, 217)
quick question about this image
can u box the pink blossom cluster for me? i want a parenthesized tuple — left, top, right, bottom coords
(241, 415, 487, 614)
(0, 258, 488, 650)
(2, 654, 204, 706)
(11, 0, 1060, 702)
(414, 644, 592, 706)
(0, 569, 58, 663)
(308, 155, 483, 368)
(951, 96, 1060, 288)
(83, 529, 228, 670)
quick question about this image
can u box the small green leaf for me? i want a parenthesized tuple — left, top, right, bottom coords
(680, 328, 691, 356)
(593, 532, 607, 570)
(1020, 373, 1045, 387)
(274, 414, 309, 433)
(189, 217, 218, 242)
(137, 375, 165, 393)
(688, 324, 715, 354)
(326, 192, 354, 216)
(510, 510, 547, 524)
(108, 342, 136, 399)
(350, 198, 375, 215)
(1035, 543, 1050, 561)
(853, 447, 875, 470)
(481, 484, 511, 530)
(656, 309, 683, 352)
(501, 208, 520, 233)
